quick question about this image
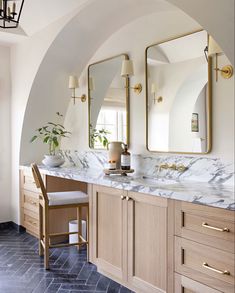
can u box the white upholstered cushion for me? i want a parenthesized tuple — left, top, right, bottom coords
(47, 191, 88, 206)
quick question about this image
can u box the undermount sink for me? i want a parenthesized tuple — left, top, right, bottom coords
(135, 176, 178, 186)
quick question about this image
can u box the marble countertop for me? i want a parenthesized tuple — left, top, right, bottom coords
(20, 165, 235, 211)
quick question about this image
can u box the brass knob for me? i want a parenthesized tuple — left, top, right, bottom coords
(121, 195, 126, 200)
(126, 196, 132, 201)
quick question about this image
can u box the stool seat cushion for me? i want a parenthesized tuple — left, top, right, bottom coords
(47, 191, 88, 206)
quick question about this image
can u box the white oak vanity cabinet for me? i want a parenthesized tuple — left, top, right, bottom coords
(174, 201, 235, 293)
(89, 185, 174, 293)
(20, 169, 235, 293)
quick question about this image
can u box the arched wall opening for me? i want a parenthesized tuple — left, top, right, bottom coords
(10, 0, 233, 224)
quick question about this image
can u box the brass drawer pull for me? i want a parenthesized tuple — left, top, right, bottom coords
(121, 195, 126, 200)
(126, 196, 132, 201)
(202, 262, 230, 275)
(202, 222, 229, 232)
(29, 200, 37, 206)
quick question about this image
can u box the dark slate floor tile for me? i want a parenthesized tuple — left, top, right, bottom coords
(86, 271, 100, 285)
(120, 286, 134, 293)
(96, 275, 110, 291)
(32, 278, 53, 293)
(107, 280, 121, 293)
(44, 283, 61, 292)
(0, 229, 134, 293)
(61, 284, 96, 290)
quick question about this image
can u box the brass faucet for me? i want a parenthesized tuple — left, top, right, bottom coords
(159, 163, 169, 171)
(158, 163, 187, 172)
(176, 164, 188, 172)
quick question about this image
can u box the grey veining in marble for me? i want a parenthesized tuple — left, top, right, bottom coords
(61, 150, 234, 185)
(21, 150, 234, 210)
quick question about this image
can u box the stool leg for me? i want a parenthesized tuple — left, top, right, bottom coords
(43, 206, 49, 269)
(77, 207, 81, 250)
(39, 203, 43, 256)
(86, 205, 89, 262)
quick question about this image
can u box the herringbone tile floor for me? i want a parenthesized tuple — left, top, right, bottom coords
(0, 229, 134, 293)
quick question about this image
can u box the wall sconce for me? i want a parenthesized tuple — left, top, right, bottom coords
(151, 83, 163, 104)
(208, 36, 233, 82)
(68, 75, 86, 105)
(89, 77, 95, 91)
(121, 60, 142, 94)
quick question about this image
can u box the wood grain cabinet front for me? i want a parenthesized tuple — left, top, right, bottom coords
(175, 201, 235, 253)
(90, 185, 128, 283)
(90, 185, 174, 293)
(175, 201, 235, 293)
(175, 273, 222, 293)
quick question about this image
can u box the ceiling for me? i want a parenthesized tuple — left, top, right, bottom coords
(0, 0, 89, 45)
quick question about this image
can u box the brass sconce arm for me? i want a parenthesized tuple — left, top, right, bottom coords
(214, 65, 233, 80)
(71, 95, 86, 105)
(153, 95, 163, 104)
(71, 88, 86, 105)
(125, 83, 142, 94)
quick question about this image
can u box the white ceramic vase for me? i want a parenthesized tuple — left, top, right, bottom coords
(107, 141, 125, 169)
(42, 154, 65, 167)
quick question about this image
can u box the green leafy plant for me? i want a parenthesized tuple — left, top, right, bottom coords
(30, 112, 71, 155)
(90, 124, 110, 148)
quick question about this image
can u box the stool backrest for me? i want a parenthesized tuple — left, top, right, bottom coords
(31, 163, 49, 203)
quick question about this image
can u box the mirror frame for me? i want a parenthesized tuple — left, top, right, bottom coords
(88, 54, 130, 149)
(145, 29, 212, 154)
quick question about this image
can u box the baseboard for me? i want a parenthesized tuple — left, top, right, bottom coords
(0, 221, 26, 233)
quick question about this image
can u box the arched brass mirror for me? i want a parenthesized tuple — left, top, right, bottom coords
(88, 54, 130, 149)
(145, 30, 212, 154)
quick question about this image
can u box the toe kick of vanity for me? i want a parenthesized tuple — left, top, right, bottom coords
(19, 168, 235, 293)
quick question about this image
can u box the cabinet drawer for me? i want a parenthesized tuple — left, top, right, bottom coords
(175, 201, 235, 253)
(21, 169, 43, 192)
(175, 237, 234, 293)
(23, 211, 39, 237)
(23, 190, 39, 214)
(175, 273, 221, 293)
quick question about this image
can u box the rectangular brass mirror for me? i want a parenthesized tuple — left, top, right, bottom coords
(145, 30, 212, 154)
(88, 54, 130, 149)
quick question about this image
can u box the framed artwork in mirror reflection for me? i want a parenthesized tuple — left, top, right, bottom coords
(191, 113, 199, 132)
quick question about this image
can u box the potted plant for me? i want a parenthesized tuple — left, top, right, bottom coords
(30, 112, 71, 167)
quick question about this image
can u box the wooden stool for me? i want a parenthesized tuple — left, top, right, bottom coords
(31, 163, 89, 269)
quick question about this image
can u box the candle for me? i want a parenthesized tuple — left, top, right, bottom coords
(8, 6, 11, 16)
(0, 0, 2, 10)
(12, 2, 16, 13)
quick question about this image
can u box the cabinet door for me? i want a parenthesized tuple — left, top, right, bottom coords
(175, 273, 222, 293)
(91, 185, 128, 283)
(127, 192, 173, 293)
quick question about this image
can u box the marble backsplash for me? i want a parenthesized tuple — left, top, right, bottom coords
(61, 150, 234, 186)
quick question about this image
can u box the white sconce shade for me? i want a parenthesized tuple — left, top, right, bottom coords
(208, 36, 222, 56)
(69, 75, 79, 89)
(89, 77, 95, 91)
(68, 75, 86, 104)
(151, 83, 157, 94)
(121, 60, 134, 77)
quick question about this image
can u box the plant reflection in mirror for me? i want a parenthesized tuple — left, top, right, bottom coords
(90, 124, 110, 149)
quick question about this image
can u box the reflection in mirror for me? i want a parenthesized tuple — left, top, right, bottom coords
(88, 54, 129, 149)
(146, 30, 212, 154)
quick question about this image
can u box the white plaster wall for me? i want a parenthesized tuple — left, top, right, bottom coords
(167, 0, 234, 66)
(9, 0, 234, 225)
(10, 11, 79, 223)
(0, 46, 11, 222)
(63, 11, 234, 163)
